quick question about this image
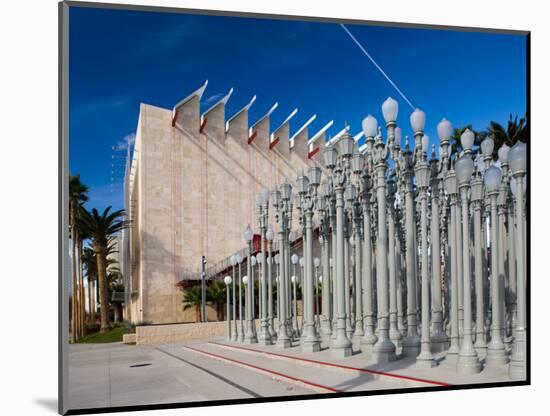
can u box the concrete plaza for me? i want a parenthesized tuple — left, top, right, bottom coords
(68, 337, 518, 411)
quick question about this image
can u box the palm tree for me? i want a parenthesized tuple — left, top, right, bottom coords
(487, 113, 528, 158)
(207, 281, 227, 321)
(82, 247, 97, 324)
(69, 174, 89, 341)
(79, 206, 129, 333)
(182, 286, 208, 323)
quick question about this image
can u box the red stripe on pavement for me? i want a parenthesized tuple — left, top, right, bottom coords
(183, 345, 340, 393)
(209, 341, 451, 387)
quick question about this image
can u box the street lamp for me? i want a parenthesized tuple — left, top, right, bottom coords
(484, 165, 508, 366)
(455, 155, 481, 374)
(224, 275, 233, 341)
(415, 148, 436, 368)
(230, 255, 238, 341)
(509, 141, 527, 379)
(314, 256, 321, 329)
(324, 142, 353, 358)
(291, 274, 300, 335)
(243, 225, 257, 344)
(266, 224, 276, 339)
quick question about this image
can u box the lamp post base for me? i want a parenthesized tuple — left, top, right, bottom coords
(402, 334, 421, 358)
(430, 332, 449, 354)
(302, 341, 321, 353)
(331, 346, 353, 358)
(416, 351, 437, 369)
(486, 346, 509, 367)
(457, 354, 482, 375)
(372, 337, 397, 363)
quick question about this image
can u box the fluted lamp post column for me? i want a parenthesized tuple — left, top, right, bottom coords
(484, 166, 508, 366)
(430, 118, 452, 352)
(230, 256, 238, 341)
(371, 127, 396, 363)
(351, 152, 365, 340)
(415, 136, 436, 368)
(224, 275, 233, 341)
(272, 183, 292, 348)
(256, 188, 272, 345)
(298, 167, 322, 353)
(470, 174, 487, 355)
(360, 115, 378, 351)
(237, 253, 245, 342)
(243, 225, 258, 344)
(509, 142, 527, 379)
(318, 182, 332, 336)
(445, 169, 460, 360)
(266, 225, 276, 339)
(325, 142, 353, 358)
(456, 152, 482, 374)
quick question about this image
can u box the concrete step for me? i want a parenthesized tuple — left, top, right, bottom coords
(184, 342, 435, 393)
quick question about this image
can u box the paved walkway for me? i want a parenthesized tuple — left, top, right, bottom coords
(68, 336, 519, 411)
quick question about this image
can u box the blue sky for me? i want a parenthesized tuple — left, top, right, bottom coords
(69, 6, 527, 212)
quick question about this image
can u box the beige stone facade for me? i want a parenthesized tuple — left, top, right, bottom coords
(122, 83, 331, 325)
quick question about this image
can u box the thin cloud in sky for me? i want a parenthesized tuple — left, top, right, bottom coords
(203, 93, 224, 106)
(114, 133, 135, 150)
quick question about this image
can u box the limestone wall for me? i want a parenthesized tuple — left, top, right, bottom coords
(126, 85, 333, 324)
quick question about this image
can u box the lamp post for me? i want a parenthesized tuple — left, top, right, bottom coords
(414, 137, 436, 368)
(318, 182, 332, 336)
(237, 252, 244, 342)
(314, 256, 321, 329)
(230, 255, 238, 342)
(470, 174, 487, 355)
(243, 225, 257, 344)
(371, 126, 396, 363)
(456, 153, 481, 374)
(224, 275, 233, 341)
(430, 118, 452, 351)
(272, 182, 292, 348)
(509, 142, 527, 379)
(250, 255, 257, 321)
(325, 140, 353, 358)
(274, 253, 280, 336)
(400, 136, 421, 357)
(266, 225, 276, 339)
(386, 179, 401, 345)
(297, 167, 322, 353)
(360, 115, 378, 351)
(445, 169, 460, 360)
(291, 274, 299, 335)
(484, 165, 508, 366)
(256, 189, 272, 345)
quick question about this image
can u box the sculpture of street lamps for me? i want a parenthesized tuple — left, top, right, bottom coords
(456, 152, 481, 374)
(484, 165, 508, 366)
(224, 275, 233, 341)
(291, 274, 300, 335)
(509, 141, 527, 379)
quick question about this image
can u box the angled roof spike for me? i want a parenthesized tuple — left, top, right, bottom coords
(270, 108, 298, 142)
(354, 131, 365, 142)
(172, 80, 208, 117)
(326, 125, 351, 146)
(249, 102, 278, 133)
(359, 143, 368, 154)
(201, 87, 234, 123)
(308, 120, 334, 146)
(290, 114, 317, 142)
(225, 95, 257, 132)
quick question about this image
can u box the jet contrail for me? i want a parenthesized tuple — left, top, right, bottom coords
(340, 23, 416, 111)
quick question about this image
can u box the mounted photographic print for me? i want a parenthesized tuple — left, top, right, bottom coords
(59, 1, 530, 414)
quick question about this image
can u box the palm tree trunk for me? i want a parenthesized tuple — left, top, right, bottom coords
(70, 205, 78, 342)
(95, 245, 111, 333)
(78, 239, 86, 335)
